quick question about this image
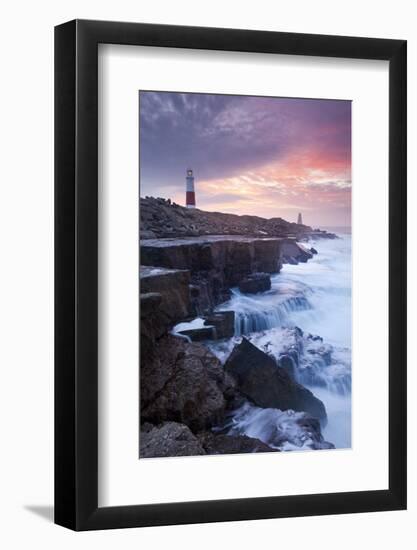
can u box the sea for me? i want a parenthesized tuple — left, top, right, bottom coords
(175, 229, 352, 451)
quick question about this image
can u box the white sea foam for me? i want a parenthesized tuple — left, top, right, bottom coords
(223, 401, 334, 451)
(276, 236, 351, 349)
(210, 235, 352, 450)
(172, 317, 206, 332)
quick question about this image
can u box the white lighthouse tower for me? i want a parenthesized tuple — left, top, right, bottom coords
(185, 169, 196, 208)
(297, 212, 303, 225)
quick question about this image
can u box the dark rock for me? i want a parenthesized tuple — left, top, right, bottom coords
(238, 272, 271, 294)
(177, 311, 235, 342)
(189, 284, 200, 298)
(140, 196, 338, 240)
(140, 422, 206, 458)
(140, 229, 157, 239)
(278, 354, 296, 379)
(140, 292, 162, 317)
(268, 412, 335, 450)
(224, 337, 327, 424)
(140, 292, 165, 358)
(245, 326, 351, 400)
(140, 266, 191, 326)
(198, 431, 278, 454)
(223, 401, 334, 450)
(178, 326, 215, 341)
(140, 236, 283, 313)
(140, 266, 192, 357)
(297, 244, 314, 262)
(141, 335, 235, 432)
(310, 247, 318, 254)
(310, 230, 338, 239)
(281, 240, 313, 263)
(203, 310, 235, 339)
(294, 416, 335, 450)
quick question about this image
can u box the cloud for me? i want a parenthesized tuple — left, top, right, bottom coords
(139, 91, 351, 226)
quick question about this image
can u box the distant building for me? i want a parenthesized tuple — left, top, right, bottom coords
(297, 212, 303, 225)
(186, 169, 196, 208)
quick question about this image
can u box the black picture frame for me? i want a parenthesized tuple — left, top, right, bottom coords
(55, 19, 407, 531)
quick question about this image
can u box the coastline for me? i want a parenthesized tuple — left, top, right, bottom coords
(139, 203, 351, 457)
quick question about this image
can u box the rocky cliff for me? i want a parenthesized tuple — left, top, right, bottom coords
(139, 332, 280, 457)
(138, 199, 335, 457)
(141, 235, 311, 314)
(140, 196, 336, 240)
(140, 266, 193, 357)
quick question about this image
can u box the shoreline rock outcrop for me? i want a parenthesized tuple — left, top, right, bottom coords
(223, 404, 334, 451)
(238, 272, 271, 294)
(177, 311, 235, 341)
(140, 266, 192, 356)
(203, 311, 235, 339)
(139, 421, 278, 457)
(140, 422, 206, 458)
(224, 337, 327, 424)
(140, 196, 336, 240)
(140, 335, 236, 432)
(197, 431, 277, 454)
(244, 326, 350, 395)
(138, 199, 338, 457)
(281, 241, 313, 264)
(141, 236, 312, 314)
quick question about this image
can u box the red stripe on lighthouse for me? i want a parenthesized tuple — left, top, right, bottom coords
(186, 191, 195, 206)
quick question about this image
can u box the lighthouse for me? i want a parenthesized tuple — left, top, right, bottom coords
(185, 169, 196, 208)
(297, 212, 303, 225)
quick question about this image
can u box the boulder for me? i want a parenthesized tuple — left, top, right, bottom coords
(224, 337, 327, 424)
(140, 266, 191, 326)
(238, 272, 271, 294)
(140, 266, 193, 356)
(292, 415, 335, 450)
(295, 243, 314, 262)
(176, 311, 235, 342)
(310, 247, 318, 255)
(226, 403, 334, 450)
(141, 335, 236, 432)
(247, 327, 351, 395)
(203, 310, 235, 339)
(178, 326, 215, 341)
(281, 240, 313, 264)
(140, 422, 206, 458)
(278, 354, 296, 379)
(198, 431, 278, 454)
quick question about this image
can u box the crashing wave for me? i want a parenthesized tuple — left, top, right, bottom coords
(208, 326, 351, 397)
(219, 401, 334, 451)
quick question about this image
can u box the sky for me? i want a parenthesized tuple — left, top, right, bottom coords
(139, 91, 351, 228)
